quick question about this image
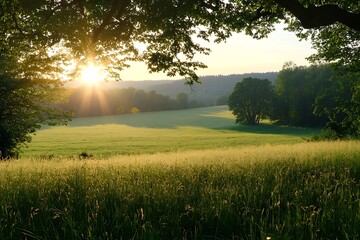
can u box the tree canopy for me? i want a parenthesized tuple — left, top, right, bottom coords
(0, 1, 72, 159)
(314, 71, 360, 138)
(0, 74, 70, 159)
(228, 77, 273, 125)
(271, 63, 331, 127)
(1, 0, 359, 82)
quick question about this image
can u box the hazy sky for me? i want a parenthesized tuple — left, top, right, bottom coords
(120, 26, 315, 81)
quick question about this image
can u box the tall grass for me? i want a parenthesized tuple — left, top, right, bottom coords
(0, 141, 359, 239)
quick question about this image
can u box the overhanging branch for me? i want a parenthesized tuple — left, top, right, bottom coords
(275, 0, 360, 30)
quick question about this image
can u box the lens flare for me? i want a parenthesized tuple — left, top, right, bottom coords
(79, 63, 105, 85)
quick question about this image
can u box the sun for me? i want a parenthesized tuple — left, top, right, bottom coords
(79, 63, 106, 85)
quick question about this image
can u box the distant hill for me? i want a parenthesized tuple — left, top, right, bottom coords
(145, 73, 278, 105)
(99, 72, 278, 106)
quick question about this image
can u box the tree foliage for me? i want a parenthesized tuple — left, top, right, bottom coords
(0, 74, 70, 159)
(272, 63, 331, 127)
(270, 63, 359, 137)
(314, 71, 360, 138)
(64, 87, 202, 117)
(228, 78, 273, 125)
(0, 1, 71, 159)
(1, 0, 358, 82)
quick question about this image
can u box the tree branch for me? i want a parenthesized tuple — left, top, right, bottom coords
(11, 12, 25, 35)
(250, 7, 274, 22)
(91, 0, 130, 46)
(275, 0, 360, 30)
(198, 0, 220, 12)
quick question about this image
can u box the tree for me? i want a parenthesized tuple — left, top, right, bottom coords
(272, 63, 331, 127)
(0, 74, 70, 159)
(176, 92, 189, 109)
(228, 78, 273, 125)
(314, 72, 360, 138)
(0, 2, 71, 159)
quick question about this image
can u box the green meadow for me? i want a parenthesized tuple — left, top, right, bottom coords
(25, 106, 317, 157)
(2, 106, 359, 239)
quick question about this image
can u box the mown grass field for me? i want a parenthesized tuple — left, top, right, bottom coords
(2, 106, 359, 239)
(24, 106, 317, 157)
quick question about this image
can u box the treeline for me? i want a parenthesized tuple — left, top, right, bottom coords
(228, 63, 360, 137)
(87, 72, 278, 107)
(272, 63, 360, 136)
(143, 72, 278, 106)
(63, 87, 203, 117)
(271, 63, 331, 127)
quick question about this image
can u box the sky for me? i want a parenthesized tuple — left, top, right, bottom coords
(120, 26, 315, 81)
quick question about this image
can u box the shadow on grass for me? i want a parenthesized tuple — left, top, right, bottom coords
(65, 106, 319, 137)
(226, 124, 319, 136)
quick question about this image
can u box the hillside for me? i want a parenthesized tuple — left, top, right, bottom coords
(144, 72, 278, 105)
(75, 72, 278, 106)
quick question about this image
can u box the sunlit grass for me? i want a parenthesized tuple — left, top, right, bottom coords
(1, 141, 359, 239)
(6, 106, 357, 239)
(24, 106, 318, 157)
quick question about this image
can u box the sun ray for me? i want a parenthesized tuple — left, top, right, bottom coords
(78, 85, 111, 117)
